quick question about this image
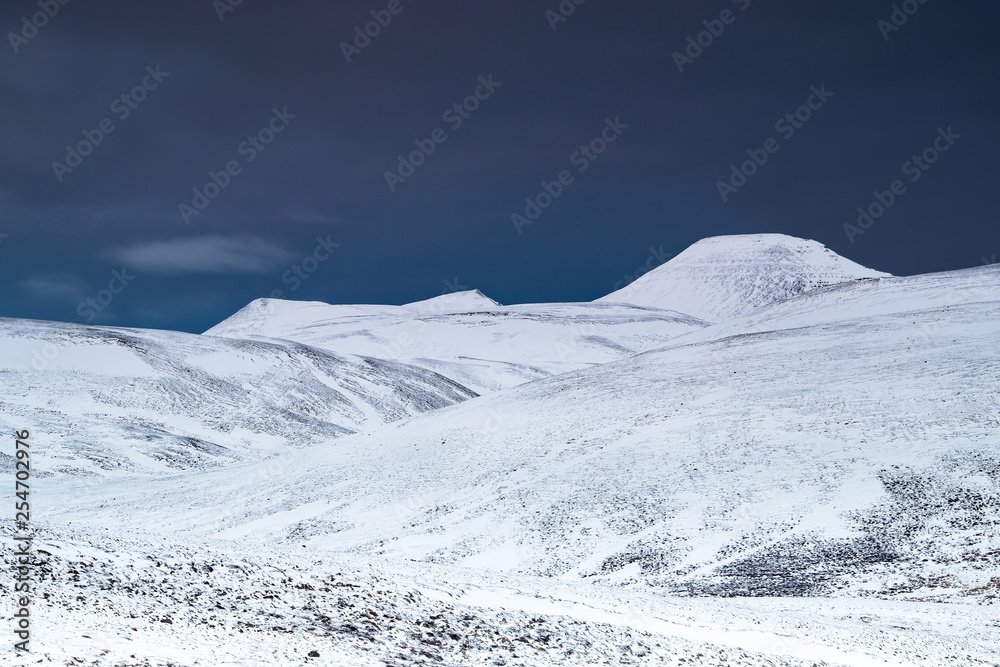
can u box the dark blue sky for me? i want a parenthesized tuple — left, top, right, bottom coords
(1, 0, 997, 333)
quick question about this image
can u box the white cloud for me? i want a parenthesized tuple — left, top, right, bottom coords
(21, 274, 87, 299)
(109, 236, 299, 275)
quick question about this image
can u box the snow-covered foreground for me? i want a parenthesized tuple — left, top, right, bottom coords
(3, 235, 997, 665)
(5, 523, 998, 666)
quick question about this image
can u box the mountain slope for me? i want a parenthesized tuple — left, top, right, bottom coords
(205, 294, 708, 392)
(48, 264, 1000, 600)
(0, 317, 476, 478)
(596, 234, 890, 322)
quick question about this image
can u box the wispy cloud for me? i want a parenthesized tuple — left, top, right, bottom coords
(108, 236, 299, 275)
(21, 274, 87, 299)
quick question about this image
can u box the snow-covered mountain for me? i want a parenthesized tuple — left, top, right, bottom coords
(596, 234, 890, 322)
(8, 235, 998, 666)
(202, 234, 889, 394)
(0, 317, 475, 477)
(404, 288, 503, 313)
(45, 263, 1000, 600)
(205, 292, 708, 393)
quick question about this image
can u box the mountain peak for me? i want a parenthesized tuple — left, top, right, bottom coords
(597, 234, 890, 322)
(403, 289, 502, 313)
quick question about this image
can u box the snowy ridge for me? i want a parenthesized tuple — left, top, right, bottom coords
(597, 234, 890, 322)
(206, 296, 708, 393)
(664, 262, 1000, 345)
(0, 317, 476, 477)
(403, 288, 503, 313)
